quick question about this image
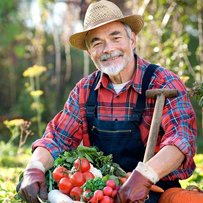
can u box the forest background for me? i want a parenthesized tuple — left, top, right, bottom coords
(0, 0, 202, 202)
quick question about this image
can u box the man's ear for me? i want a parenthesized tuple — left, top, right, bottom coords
(130, 32, 136, 48)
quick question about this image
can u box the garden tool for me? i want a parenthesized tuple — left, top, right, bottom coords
(143, 88, 178, 162)
(143, 88, 178, 194)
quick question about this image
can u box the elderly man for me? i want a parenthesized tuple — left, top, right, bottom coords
(18, 0, 197, 202)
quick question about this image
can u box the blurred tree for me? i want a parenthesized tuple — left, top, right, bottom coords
(0, 0, 30, 115)
(196, 0, 203, 132)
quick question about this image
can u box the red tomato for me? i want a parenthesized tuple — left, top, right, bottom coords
(82, 190, 92, 202)
(103, 186, 113, 196)
(70, 186, 83, 201)
(70, 171, 86, 187)
(94, 190, 104, 201)
(100, 195, 113, 203)
(83, 171, 95, 181)
(106, 179, 116, 189)
(89, 196, 97, 203)
(74, 157, 91, 172)
(58, 177, 73, 194)
(52, 166, 69, 182)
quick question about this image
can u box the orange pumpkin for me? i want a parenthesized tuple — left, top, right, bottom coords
(159, 187, 203, 203)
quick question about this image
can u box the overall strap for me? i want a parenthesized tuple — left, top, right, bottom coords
(135, 64, 158, 110)
(86, 71, 101, 117)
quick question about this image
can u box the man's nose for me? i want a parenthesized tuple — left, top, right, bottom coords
(103, 41, 115, 53)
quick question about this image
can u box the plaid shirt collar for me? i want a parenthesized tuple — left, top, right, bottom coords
(95, 54, 150, 94)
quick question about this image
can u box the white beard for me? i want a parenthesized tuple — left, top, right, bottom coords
(100, 62, 125, 76)
(94, 51, 130, 76)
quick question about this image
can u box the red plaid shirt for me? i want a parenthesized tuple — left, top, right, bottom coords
(32, 55, 197, 180)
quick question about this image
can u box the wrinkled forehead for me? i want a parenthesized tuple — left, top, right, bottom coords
(85, 21, 126, 43)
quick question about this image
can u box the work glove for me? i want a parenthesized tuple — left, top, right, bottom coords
(18, 168, 47, 203)
(116, 170, 153, 203)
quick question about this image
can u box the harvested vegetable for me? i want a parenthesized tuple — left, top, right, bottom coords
(89, 164, 103, 178)
(53, 146, 126, 177)
(74, 157, 91, 172)
(48, 189, 73, 203)
(45, 146, 127, 202)
(159, 187, 203, 203)
(52, 166, 69, 183)
(151, 184, 164, 193)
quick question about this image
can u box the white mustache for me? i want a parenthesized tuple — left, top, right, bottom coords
(100, 51, 123, 61)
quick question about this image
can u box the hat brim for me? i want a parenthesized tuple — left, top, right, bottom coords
(69, 14, 144, 50)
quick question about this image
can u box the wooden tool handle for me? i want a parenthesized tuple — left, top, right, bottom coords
(143, 89, 178, 163)
(143, 93, 165, 163)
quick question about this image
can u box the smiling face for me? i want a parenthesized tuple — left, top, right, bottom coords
(86, 21, 136, 81)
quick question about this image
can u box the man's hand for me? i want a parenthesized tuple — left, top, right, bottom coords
(19, 168, 47, 203)
(116, 170, 153, 203)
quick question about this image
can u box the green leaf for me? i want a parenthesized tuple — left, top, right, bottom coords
(14, 45, 25, 58)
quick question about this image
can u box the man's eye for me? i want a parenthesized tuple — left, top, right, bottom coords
(114, 36, 121, 40)
(92, 42, 102, 48)
(93, 42, 102, 47)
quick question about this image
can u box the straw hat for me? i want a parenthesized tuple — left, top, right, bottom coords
(69, 0, 144, 50)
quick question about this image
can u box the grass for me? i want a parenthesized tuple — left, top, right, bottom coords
(0, 142, 31, 202)
(0, 167, 24, 203)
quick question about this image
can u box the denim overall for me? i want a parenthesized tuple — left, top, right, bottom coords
(85, 65, 180, 202)
(86, 64, 156, 172)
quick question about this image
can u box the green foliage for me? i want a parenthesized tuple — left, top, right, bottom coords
(0, 0, 30, 117)
(140, 0, 196, 78)
(0, 142, 30, 202)
(3, 119, 24, 146)
(83, 177, 106, 194)
(180, 154, 203, 189)
(2, 119, 34, 155)
(0, 142, 30, 168)
(0, 167, 24, 203)
(54, 146, 126, 177)
(189, 82, 203, 107)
